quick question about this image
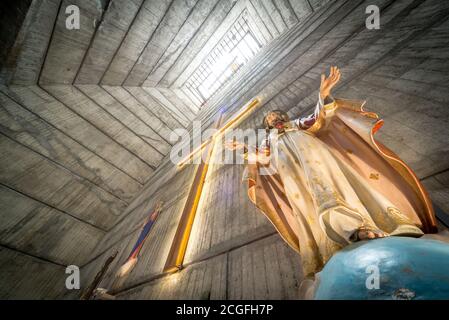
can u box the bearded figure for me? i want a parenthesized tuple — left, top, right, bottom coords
(228, 66, 437, 279)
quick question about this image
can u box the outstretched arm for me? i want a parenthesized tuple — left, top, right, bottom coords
(297, 66, 341, 130)
(225, 140, 270, 164)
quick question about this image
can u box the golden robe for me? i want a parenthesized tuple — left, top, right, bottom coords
(244, 97, 437, 277)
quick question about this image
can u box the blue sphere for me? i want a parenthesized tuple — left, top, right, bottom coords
(314, 237, 449, 299)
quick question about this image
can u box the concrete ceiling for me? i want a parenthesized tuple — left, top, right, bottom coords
(0, 0, 322, 271)
(2, 0, 449, 300)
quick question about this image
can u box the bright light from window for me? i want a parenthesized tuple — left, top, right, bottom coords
(185, 10, 263, 105)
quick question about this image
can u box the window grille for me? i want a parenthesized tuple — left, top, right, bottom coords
(185, 10, 263, 105)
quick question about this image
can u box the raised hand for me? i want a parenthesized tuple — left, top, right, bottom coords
(320, 66, 341, 100)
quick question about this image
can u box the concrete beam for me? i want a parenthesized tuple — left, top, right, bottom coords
(40, 0, 107, 84)
(142, 87, 190, 126)
(75, 0, 144, 84)
(0, 88, 141, 203)
(0, 246, 67, 299)
(0, 134, 127, 230)
(142, 0, 220, 87)
(103, 86, 178, 140)
(43, 85, 160, 169)
(101, 0, 172, 85)
(0, 0, 61, 85)
(124, 0, 199, 86)
(8, 85, 151, 184)
(0, 185, 104, 266)
(76, 85, 170, 155)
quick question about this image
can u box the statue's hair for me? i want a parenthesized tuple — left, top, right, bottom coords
(262, 109, 290, 129)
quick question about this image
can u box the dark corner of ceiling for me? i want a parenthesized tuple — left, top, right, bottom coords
(0, 0, 33, 71)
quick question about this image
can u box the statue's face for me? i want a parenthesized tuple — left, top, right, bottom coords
(265, 111, 288, 129)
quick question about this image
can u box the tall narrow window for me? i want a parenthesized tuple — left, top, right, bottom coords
(185, 10, 263, 104)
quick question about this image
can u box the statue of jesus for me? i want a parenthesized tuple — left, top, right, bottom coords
(227, 66, 437, 278)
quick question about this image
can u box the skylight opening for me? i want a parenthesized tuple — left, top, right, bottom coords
(185, 10, 263, 105)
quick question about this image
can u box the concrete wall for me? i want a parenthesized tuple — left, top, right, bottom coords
(0, 0, 32, 72)
(79, 0, 449, 300)
(0, 0, 314, 299)
(2, 0, 448, 299)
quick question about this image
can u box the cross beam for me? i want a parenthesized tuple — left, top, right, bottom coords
(163, 98, 261, 272)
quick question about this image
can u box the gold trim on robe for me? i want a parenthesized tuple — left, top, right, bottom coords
(243, 97, 437, 277)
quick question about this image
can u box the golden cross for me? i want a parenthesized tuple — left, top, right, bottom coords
(163, 97, 261, 272)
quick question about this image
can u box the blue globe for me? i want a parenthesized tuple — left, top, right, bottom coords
(314, 237, 449, 299)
